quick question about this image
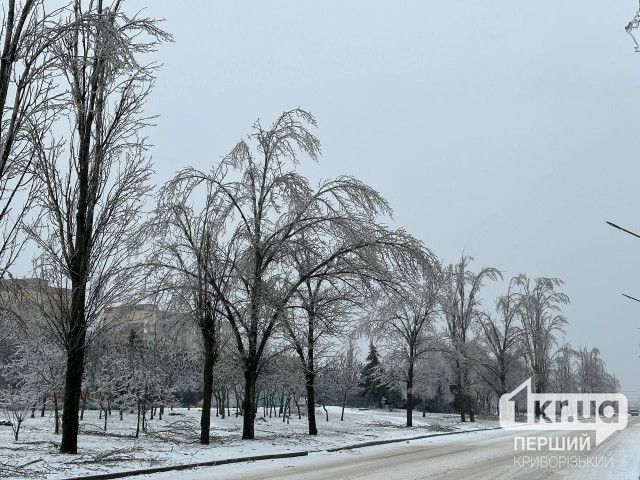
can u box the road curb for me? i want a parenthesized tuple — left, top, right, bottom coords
(325, 426, 503, 452)
(63, 451, 309, 480)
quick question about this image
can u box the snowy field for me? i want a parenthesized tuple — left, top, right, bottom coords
(0, 406, 498, 479)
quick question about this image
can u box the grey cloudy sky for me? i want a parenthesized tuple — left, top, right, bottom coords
(114, 0, 640, 398)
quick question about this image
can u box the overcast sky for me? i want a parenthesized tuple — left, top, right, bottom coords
(55, 1, 640, 398)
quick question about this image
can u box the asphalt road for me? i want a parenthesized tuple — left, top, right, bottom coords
(146, 417, 640, 480)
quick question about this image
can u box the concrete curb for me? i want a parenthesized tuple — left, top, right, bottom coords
(64, 451, 309, 480)
(325, 426, 502, 452)
(64, 425, 501, 479)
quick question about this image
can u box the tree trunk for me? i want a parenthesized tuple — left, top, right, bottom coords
(41, 397, 46, 417)
(200, 326, 215, 445)
(322, 403, 328, 422)
(341, 392, 347, 421)
(14, 420, 21, 441)
(136, 401, 140, 438)
(54, 393, 59, 435)
(406, 356, 414, 427)
(457, 364, 466, 422)
(241, 367, 257, 439)
(60, 342, 86, 453)
(305, 371, 317, 435)
(103, 408, 108, 432)
(282, 396, 288, 422)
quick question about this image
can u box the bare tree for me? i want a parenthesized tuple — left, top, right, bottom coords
(0, 1, 69, 278)
(282, 268, 356, 435)
(575, 346, 608, 394)
(477, 275, 523, 402)
(280, 243, 402, 435)
(412, 352, 452, 416)
(441, 255, 501, 422)
(160, 109, 424, 439)
(27, 1, 171, 453)
(516, 276, 568, 399)
(552, 341, 575, 394)
(0, 337, 40, 440)
(152, 177, 233, 444)
(334, 338, 362, 422)
(370, 265, 442, 427)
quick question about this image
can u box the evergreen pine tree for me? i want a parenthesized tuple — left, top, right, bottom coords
(359, 342, 384, 408)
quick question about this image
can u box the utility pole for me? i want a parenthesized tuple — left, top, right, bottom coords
(606, 221, 640, 304)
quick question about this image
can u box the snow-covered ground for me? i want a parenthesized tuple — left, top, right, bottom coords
(142, 417, 640, 480)
(0, 406, 498, 479)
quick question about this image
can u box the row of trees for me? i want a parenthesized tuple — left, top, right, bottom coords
(0, 0, 619, 455)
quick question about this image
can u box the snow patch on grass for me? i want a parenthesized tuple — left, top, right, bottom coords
(0, 407, 498, 478)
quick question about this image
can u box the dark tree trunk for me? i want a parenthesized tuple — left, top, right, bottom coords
(305, 371, 317, 435)
(282, 397, 289, 422)
(80, 396, 86, 421)
(341, 392, 347, 421)
(200, 305, 216, 444)
(136, 401, 140, 438)
(533, 377, 545, 418)
(60, 341, 86, 453)
(54, 393, 59, 435)
(41, 397, 46, 417)
(457, 364, 466, 423)
(241, 367, 257, 439)
(322, 403, 328, 421)
(406, 356, 414, 427)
